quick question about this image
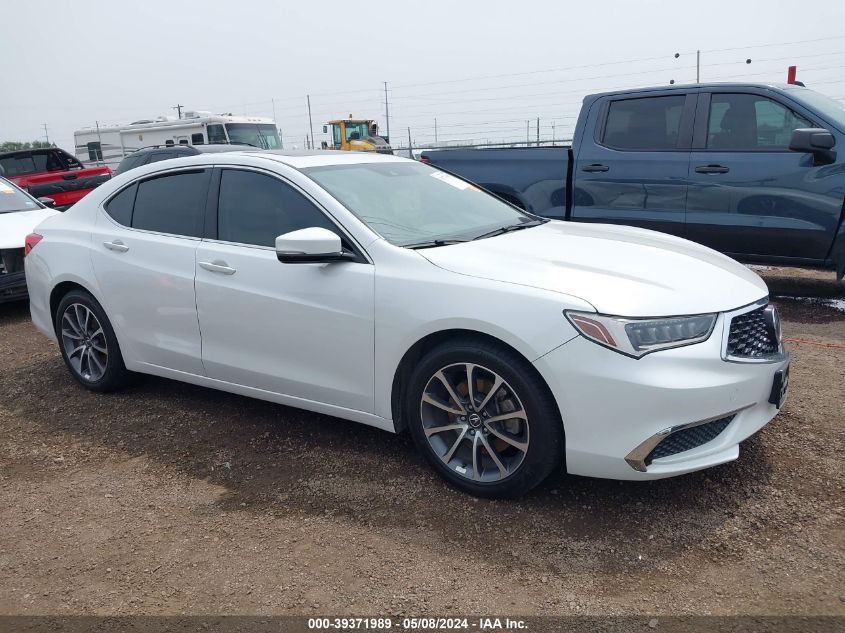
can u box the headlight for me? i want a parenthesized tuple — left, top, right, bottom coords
(565, 311, 717, 358)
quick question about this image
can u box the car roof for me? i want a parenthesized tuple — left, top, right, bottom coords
(221, 149, 407, 169)
(588, 82, 797, 99)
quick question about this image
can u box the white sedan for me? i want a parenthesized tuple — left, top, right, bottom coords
(0, 176, 58, 302)
(24, 151, 790, 497)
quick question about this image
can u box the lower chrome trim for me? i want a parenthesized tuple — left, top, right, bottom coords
(623, 405, 752, 472)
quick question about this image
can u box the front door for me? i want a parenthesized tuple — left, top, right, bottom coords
(686, 91, 841, 260)
(195, 167, 375, 413)
(572, 92, 695, 238)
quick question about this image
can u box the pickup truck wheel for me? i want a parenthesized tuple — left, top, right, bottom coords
(55, 290, 130, 392)
(405, 339, 564, 498)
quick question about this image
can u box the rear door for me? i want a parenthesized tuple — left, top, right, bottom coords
(91, 168, 211, 374)
(686, 89, 841, 260)
(572, 91, 696, 237)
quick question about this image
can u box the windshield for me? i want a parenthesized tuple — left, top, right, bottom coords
(345, 122, 371, 141)
(0, 178, 42, 214)
(303, 162, 534, 246)
(785, 87, 845, 132)
(224, 123, 282, 149)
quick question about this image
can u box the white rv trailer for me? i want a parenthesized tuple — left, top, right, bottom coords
(73, 111, 282, 168)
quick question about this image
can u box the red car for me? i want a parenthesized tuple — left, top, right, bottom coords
(0, 148, 111, 209)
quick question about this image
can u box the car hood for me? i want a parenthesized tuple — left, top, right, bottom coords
(0, 208, 60, 249)
(418, 221, 767, 316)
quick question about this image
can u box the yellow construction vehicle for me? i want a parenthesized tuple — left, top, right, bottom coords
(321, 116, 392, 153)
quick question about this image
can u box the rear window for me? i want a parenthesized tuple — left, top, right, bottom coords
(130, 170, 209, 237)
(602, 96, 686, 150)
(0, 154, 36, 176)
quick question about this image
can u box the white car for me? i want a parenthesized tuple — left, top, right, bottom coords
(24, 151, 790, 497)
(0, 176, 59, 302)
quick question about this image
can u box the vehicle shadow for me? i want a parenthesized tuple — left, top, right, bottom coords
(0, 299, 30, 324)
(2, 352, 780, 577)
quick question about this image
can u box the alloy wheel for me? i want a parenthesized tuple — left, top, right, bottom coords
(60, 303, 109, 382)
(420, 363, 529, 482)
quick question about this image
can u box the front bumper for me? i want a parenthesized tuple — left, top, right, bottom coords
(533, 311, 788, 481)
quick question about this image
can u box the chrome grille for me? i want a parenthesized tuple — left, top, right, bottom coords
(646, 415, 734, 464)
(726, 305, 778, 358)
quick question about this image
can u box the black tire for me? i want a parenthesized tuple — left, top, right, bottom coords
(54, 289, 131, 392)
(405, 338, 564, 498)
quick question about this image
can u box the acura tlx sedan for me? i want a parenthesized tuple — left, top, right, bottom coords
(24, 150, 790, 497)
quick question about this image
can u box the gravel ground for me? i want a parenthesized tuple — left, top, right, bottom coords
(0, 266, 842, 617)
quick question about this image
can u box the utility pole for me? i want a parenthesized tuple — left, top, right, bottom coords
(307, 95, 314, 150)
(172, 104, 184, 119)
(407, 127, 412, 156)
(384, 82, 391, 142)
(696, 49, 700, 83)
(95, 120, 104, 164)
(536, 117, 540, 146)
(526, 120, 530, 146)
(434, 118, 438, 145)
(41, 123, 50, 145)
(551, 121, 556, 143)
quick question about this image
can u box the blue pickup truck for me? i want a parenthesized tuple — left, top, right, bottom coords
(422, 83, 845, 278)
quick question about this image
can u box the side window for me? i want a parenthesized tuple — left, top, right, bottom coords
(87, 142, 103, 161)
(602, 96, 686, 150)
(707, 94, 811, 150)
(191, 133, 204, 145)
(207, 124, 226, 144)
(104, 183, 137, 226)
(217, 169, 337, 247)
(131, 170, 209, 237)
(165, 139, 175, 147)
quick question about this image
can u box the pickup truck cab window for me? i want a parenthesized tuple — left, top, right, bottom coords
(707, 93, 811, 150)
(602, 95, 686, 150)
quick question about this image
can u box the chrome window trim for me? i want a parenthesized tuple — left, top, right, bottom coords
(624, 405, 751, 472)
(719, 297, 787, 364)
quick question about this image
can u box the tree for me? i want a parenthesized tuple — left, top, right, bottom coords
(0, 140, 57, 152)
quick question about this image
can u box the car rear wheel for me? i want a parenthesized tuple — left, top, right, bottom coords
(55, 290, 130, 392)
(406, 339, 564, 498)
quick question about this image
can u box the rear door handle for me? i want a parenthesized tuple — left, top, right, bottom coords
(695, 164, 730, 174)
(582, 164, 610, 173)
(199, 260, 236, 275)
(103, 239, 129, 253)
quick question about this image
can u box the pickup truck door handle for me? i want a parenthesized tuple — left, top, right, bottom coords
(198, 260, 236, 275)
(582, 164, 610, 173)
(103, 239, 129, 253)
(695, 164, 730, 174)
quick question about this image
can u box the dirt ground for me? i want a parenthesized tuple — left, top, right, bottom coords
(0, 267, 842, 617)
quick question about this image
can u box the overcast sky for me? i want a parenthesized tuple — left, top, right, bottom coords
(3, 0, 845, 151)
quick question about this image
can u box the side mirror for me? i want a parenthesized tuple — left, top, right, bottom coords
(789, 128, 836, 164)
(275, 227, 356, 264)
(38, 197, 56, 208)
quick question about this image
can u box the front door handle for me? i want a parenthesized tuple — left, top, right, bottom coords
(582, 163, 610, 173)
(103, 239, 129, 253)
(695, 164, 730, 174)
(199, 260, 236, 275)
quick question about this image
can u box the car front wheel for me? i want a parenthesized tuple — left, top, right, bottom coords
(406, 339, 564, 498)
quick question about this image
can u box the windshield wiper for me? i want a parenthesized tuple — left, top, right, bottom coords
(472, 219, 547, 241)
(404, 238, 470, 250)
